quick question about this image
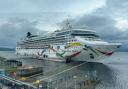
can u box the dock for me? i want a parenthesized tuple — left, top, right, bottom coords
(0, 57, 100, 89)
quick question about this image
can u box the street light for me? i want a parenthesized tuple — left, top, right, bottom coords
(73, 76, 77, 89)
(54, 80, 58, 89)
(85, 74, 88, 78)
(66, 79, 68, 89)
(38, 84, 42, 89)
(47, 79, 52, 89)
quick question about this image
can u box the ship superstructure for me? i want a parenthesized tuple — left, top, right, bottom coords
(16, 20, 121, 63)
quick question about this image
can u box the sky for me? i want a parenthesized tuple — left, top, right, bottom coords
(0, 0, 127, 51)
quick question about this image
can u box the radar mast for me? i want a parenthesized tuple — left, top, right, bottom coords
(62, 19, 72, 31)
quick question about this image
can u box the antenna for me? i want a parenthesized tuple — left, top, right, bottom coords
(62, 17, 72, 30)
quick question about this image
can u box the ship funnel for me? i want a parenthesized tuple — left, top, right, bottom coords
(27, 32, 31, 38)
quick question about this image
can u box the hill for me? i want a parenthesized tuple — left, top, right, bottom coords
(0, 47, 15, 51)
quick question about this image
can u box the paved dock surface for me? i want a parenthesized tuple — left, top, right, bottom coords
(31, 61, 86, 82)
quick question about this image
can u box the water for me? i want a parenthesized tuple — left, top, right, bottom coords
(0, 51, 128, 89)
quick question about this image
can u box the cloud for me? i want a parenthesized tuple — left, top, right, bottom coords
(70, 0, 128, 40)
(115, 17, 128, 31)
(94, 0, 128, 17)
(72, 15, 122, 40)
(0, 0, 106, 48)
(0, 12, 70, 48)
(0, 0, 105, 15)
(0, 18, 40, 47)
(66, 0, 128, 51)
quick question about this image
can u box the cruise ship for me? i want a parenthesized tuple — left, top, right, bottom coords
(16, 20, 121, 63)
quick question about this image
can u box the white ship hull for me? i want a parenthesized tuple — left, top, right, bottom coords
(16, 23, 121, 63)
(72, 43, 121, 62)
(16, 42, 121, 63)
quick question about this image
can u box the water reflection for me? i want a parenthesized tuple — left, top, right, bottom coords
(81, 62, 116, 88)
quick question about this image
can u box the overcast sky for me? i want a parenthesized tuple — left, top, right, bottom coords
(0, 0, 128, 50)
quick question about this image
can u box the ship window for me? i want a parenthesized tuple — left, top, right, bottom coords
(46, 55, 48, 58)
(56, 31, 70, 36)
(57, 46, 60, 50)
(43, 54, 48, 58)
(43, 55, 45, 58)
(71, 33, 99, 37)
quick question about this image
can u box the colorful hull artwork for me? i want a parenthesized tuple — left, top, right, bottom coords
(16, 21, 121, 62)
(32, 42, 119, 62)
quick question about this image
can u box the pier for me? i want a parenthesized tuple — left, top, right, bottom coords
(0, 57, 99, 89)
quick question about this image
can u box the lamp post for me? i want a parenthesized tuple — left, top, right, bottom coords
(85, 74, 88, 81)
(47, 81, 49, 89)
(73, 76, 77, 89)
(54, 80, 58, 89)
(35, 80, 40, 89)
(47, 79, 52, 89)
(55, 85, 58, 89)
(66, 79, 68, 89)
(38, 83, 43, 89)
